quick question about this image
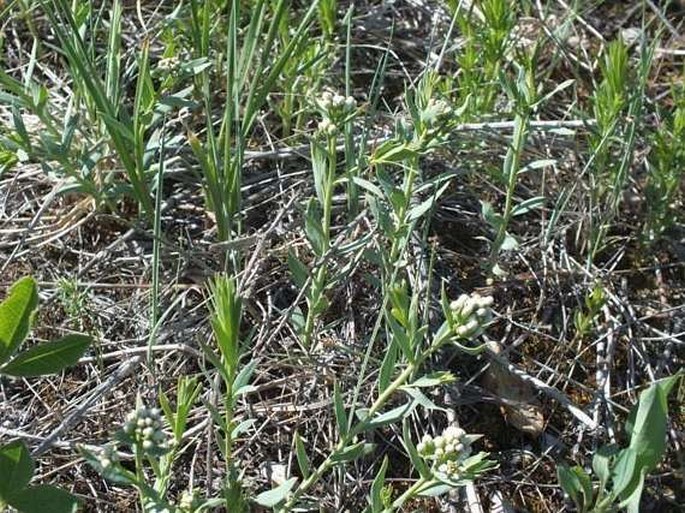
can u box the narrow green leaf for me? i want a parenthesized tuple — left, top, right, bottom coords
(330, 442, 374, 463)
(294, 432, 310, 479)
(333, 381, 348, 436)
(402, 387, 443, 412)
(378, 340, 398, 393)
(386, 315, 411, 361)
(1, 334, 90, 376)
(406, 181, 450, 222)
(233, 359, 257, 395)
(350, 176, 383, 198)
(304, 200, 327, 257)
(416, 481, 453, 497)
(409, 372, 456, 388)
(231, 419, 256, 439)
(370, 456, 389, 512)
(287, 251, 309, 289)
(481, 201, 503, 230)
(0, 440, 34, 503)
(364, 402, 415, 431)
(254, 477, 297, 508)
(402, 422, 430, 479)
(0, 277, 38, 365)
(511, 196, 545, 217)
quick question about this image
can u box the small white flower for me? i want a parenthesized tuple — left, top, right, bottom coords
(332, 94, 346, 108)
(460, 299, 476, 318)
(479, 295, 494, 307)
(464, 318, 479, 334)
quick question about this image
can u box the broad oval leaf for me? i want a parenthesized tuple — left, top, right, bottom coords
(593, 444, 618, 491)
(1, 334, 91, 377)
(9, 485, 80, 513)
(627, 375, 680, 472)
(612, 448, 638, 498)
(0, 277, 38, 365)
(557, 463, 582, 509)
(0, 440, 34, 503)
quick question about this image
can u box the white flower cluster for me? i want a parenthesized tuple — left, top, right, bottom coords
(96, 442, 119, 471)
(429, 98, 451, 117)
(417, 426, 473, 480)
(318, 118, 338, 136)
(318, 91, 357, 113)
(421, 98, 452, 129)
(316, 91, 357, 136)
(122, 405, 169, 454)
(178, 489, 201, 512)
(449, 292, 493, 338)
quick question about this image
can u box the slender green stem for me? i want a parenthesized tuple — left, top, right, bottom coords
(134, 444, 147, 511)
(302, 134, 337, 348)
(279, 363, 417, 512)
(386, 476, 429, 512)
(488, 113, 528, 273)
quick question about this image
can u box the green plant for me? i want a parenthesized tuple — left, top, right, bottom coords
(586, 34, 653, 262)
(56, 278, 89, 324)
(573, 282, 606, 339)
(289, 91, 358, 348)
(451, 0, 517, 118)
(188, 0, 320, 243)
(480, 62, 545, 277)
(557, 372, 683, 513)
(643, 84, 685, 243)
(255, 289, 496, 511)
(0, 277, 91, 377)
(0, 440, 80, 513)
(0, 0, 196, 219)
(203, 274, 256, 511)
(83, 381, 218, 513)
(0, 276, 92, 512)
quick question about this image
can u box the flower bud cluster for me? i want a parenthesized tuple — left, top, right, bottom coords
(96, 442, 119, 471)
(316, 91, 357, 136)
(318, 118, 338, 136)
(122, 405, 169, 455)
(318, 91, 357, 114)
(178, 489, 202, 512)
(449, 292, 493, 339)
(429, 98, 451, 118)
(417, 426, 473, 480)
(420, 98, 452, 129)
